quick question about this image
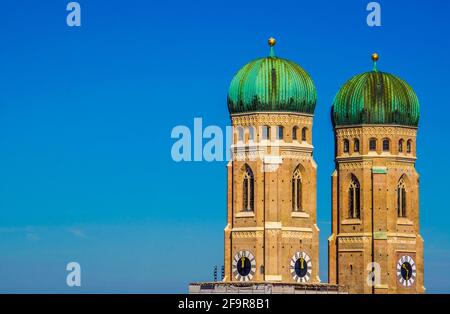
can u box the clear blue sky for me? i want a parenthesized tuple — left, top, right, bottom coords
(0, 0, 449, 293)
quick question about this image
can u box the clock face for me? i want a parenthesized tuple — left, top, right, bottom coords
(232, 250, 256, 281)
(397, 255, 416, 287)
(290, 252, 312, 282)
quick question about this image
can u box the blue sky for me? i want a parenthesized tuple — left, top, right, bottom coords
(0, 0, 449, 293)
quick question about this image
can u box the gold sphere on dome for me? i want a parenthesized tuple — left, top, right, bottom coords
(268, 37, 276, 47)
(372, 53, 379, 62)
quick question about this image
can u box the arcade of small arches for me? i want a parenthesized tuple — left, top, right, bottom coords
(234, 125, 310, 144)
(340, 137, 414, 155)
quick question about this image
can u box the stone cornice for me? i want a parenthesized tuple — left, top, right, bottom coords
(335, 125, 417, 138)
(336, 155, 417, 163)
(231, 113, 313, 127)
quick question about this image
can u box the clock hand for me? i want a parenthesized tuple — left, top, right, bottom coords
(241, 256, 245, 268)
(402, 263, 409, 280)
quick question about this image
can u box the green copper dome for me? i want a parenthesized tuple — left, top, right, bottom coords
(332, 56, 419, 127)
(227, 39, 316, 114)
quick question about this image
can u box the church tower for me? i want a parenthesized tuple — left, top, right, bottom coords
(223, 38, 320, 284)
(328, 54, 425, 294)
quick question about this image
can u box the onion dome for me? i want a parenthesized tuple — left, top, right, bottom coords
(332, 53, 419, 127)
(227, 38, 317, 114)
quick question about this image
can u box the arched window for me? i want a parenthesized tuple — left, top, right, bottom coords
(236, 126, 244, 143)
(301, 127, 307, 142)
(406, 140, 412, 153)
(383, 139, 390, 152)
(343, 139, 350, 153)
(369, 138, 377, 151)
(292, 126, 298, 141)
(292, 167, 302, 212)
(243, 166, 254, 211)
(348, 175, 361, 219)
(248, 126, 255, 142)
(397, 177, 407, 217)
(354, 139, 360, 153)
(277, 125, 284, 140)
(398, 139, 404, 153)
(262, 125, 270, 140)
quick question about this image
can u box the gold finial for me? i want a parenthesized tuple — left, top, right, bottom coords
(371, 53, 379, 71)
(268, 37, 276, 47)
(372, 53, 379, 62)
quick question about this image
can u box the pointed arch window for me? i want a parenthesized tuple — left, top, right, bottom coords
(354, 138, 360, 153)
(292, 126, 298, 141)
(301, 127, 307, 142)
(383, 139, 390, 152)
(369, 138, 377, 151)
(343, 139, 350, 153)
(262, 125, 270, 140)
(277, 125, 284, 140)
(406, 140, 412, 154)
(348, 175, 361, 219)
(292, 167, 303, 212)
(243, 166, 254, 211)
(399, 139, 404, 153)
(397, 178, 407, 217)
(248, 126, 255, 142)
(236, 126, 244, 143)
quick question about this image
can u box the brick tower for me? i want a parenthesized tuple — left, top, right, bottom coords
(328, 54, 425, 294)
(223, 38, 320, 284)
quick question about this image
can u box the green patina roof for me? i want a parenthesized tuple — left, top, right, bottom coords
(332, 70, 419, 127)
(227, 50, 316, 114)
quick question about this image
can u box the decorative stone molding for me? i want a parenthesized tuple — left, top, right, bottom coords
(336, 155, 417, 163)
(231, 113, 313, 127)
(266, 229, 280, 236)
(338, 161, 372, 170)
(280, 150, 313, 160)
(386, 162, 416, 170)
(232, 146, 313, 162)
(233, 150, 263, 162)
(231, 227, 264, 232)
(338, 236, 371, 244)
(335, 125, 417, 138)
(232, 231, 264, 239)
(337, 232, 372, 237)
